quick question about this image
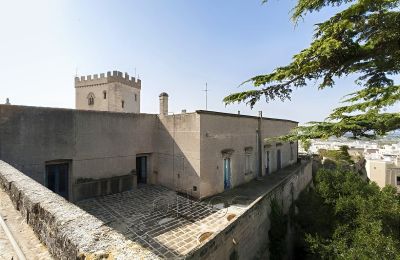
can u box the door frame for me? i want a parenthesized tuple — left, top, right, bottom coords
(45, 159, 72, 200)
(136, 155, 149, 184)
(224, 157, 232, 190)
(277, 149, 282, 170)
(265, 150, 270, 175)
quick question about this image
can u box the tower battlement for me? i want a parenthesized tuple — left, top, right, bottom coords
(75, 71, 141, 89)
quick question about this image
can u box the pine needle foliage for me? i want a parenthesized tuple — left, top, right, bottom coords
(224, 0, 400, 141)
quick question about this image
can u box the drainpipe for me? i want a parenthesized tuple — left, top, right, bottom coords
(257, 111, 263, 178)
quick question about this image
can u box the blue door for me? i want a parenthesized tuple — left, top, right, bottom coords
(224, 158, 231, 189)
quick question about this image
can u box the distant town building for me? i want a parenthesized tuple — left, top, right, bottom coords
(304, 138, 400, 193)
(366, 158, 400, 193)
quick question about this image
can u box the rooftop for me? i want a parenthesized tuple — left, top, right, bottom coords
(77, 185, 245, 258)
(76, 162, 307, 258)
(195, 110, 298, 124)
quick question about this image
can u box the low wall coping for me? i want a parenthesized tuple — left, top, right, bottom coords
(0, 160, 159, 260)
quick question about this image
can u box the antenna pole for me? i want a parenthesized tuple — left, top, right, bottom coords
(203, 83, 209, 110)
(206, 83, 208, 110)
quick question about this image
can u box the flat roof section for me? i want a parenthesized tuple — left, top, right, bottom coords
(77, 185, 245, 259)
(196, 110, 298, 124)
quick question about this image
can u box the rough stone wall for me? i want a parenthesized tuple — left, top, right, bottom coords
(187, 160, 312, 260)
(0, 161, 159, 260)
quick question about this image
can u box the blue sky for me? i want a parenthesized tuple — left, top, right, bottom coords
(0, 0, 357, 123)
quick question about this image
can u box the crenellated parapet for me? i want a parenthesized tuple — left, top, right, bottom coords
(75, 70, 141, 89)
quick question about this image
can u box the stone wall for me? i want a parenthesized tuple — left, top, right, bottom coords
(199, 111, 299, 198)
(157, 113, 201, 197)
(0, 160, 158, 260)
(0, 105, 157, 201)
(0, 105, 300, 202)
(187, 160, 312, 259)
(75, 71, 141, 113)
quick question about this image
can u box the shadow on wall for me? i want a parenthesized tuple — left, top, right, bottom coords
(156, 114, 200, 198)
(76, 115, 215, 258)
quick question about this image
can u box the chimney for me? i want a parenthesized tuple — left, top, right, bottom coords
(159, 92, 169, 116)
(5, 98, 10, 105)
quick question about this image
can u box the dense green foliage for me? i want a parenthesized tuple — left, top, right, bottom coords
(294, 168, 400, 259)
(224, 0, 400, 140)
(301, 139, 312, 152)
(319, 145, 353, 164)
(268, 198, 288, 260)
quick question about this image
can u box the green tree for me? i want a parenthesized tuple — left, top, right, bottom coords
(318, 145, 353, 168)
(296, 168, 400, 259)
(268, 198, 288, 260)
(224, 0, 400, 141)
(301, 139, 312, 153)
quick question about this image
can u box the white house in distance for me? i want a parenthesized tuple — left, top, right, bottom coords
(366, 158, 400, 193)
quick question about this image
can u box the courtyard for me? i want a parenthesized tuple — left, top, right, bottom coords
(76, 162, 306, 259)
(77, 185, 246, 259)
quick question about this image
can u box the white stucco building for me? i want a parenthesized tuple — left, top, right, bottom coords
(366, 158, 400, 193)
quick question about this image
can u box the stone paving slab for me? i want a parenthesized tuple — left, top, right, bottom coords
(0, 227, 15, 260)
(77, 185, 245, 259)
(204, 162, 306, 206)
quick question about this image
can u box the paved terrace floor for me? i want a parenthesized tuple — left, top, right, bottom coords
(78, 185, 245, 259)
(77, 162, 305, 259)
(204, 161, 307, 207)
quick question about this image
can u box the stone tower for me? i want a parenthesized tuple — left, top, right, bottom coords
(75, 71, 141, 113)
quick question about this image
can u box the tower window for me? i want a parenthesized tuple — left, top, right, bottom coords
(135, 94, 137, 101)
(87, 93, 95, 106)
(103, 91, 107, 99)
(122, 100, 125, 108)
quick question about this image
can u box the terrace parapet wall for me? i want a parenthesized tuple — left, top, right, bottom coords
(187, 160, 313, 260)
(0, 160, 158, 260)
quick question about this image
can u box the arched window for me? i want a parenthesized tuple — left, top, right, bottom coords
(134, 93, 137, 101)
(121, 100, 125, 108)
(103, 91, 107, 99)
(87, 93, 95, 106)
